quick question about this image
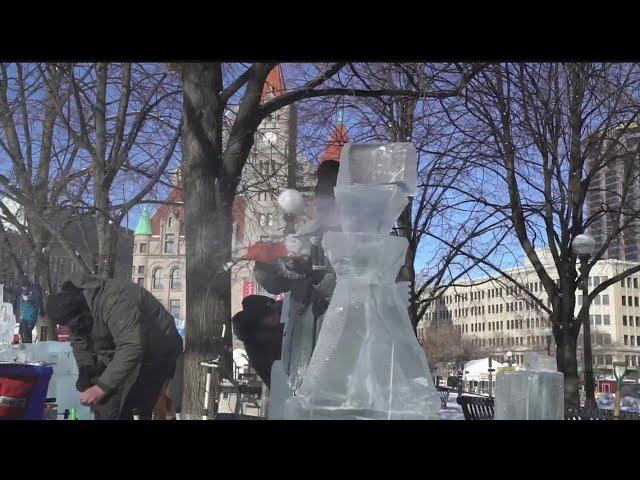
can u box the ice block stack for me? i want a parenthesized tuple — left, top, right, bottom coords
(23, 342, 92, 420)
(284, 143, 440, 420)
(495, 352, 564, 420)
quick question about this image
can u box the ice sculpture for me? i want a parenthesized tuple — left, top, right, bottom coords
(495, 352, 564, 420)
(284, 143, 440, 420)
(0, 303, 15, 350)
(24, 341, 92, 420)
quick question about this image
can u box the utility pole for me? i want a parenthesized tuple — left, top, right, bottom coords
(284, 104, 298, 235)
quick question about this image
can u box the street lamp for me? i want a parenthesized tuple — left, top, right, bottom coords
(487, 357, 495, 398)
(506, 350, 513, 368)
(543, 327, 553, 356)
(572, 233, 597, 410)
(613, 361, 629, 420)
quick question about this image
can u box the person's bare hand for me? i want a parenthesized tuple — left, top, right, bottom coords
(80, 385, 106, 406)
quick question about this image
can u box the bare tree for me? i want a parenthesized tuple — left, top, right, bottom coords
(442, 63, 640, 408)
(295, 63, 491, 333)
(177, 62, 484, 416)
(46, 63, 182, 278)
(0, 63, 92, 289)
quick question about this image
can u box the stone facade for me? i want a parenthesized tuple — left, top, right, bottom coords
(418, 249, 640, 374)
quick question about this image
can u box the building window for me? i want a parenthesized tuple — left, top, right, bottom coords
(153, 268, 164, 290)
(603, 315, 610, 326)
(632, 336, 637, 347)
(139, 243, 147, 253)
(624, 335, 629, 345)
(606, 355, 612, 365)
(622, 296, 627, 306)
(171, 268, 182, 290)
(637, 317, 640, 327)
(629, 296, 633, 306)
(595, 315, 602, 325)
(635, 278, 639, 289)
(137, 278, 144, 287)
(138, 266, 145, 275)
(624, 316, 628, 326)
(602, 294, 609, 305)
(594, 295, 601, 305)
(628, 278, 633, 288)
(164, 234, 175, 254)
(635, 297, 639, 307)
(169, 299, 181, 318)
(134, 244, 137, 254)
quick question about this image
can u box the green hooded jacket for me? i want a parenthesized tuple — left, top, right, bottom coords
(64, 273, 183, 395)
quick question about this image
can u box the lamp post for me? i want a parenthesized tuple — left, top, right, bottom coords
(487, 357, 495, 398)
(506, 350, 513, 368)
(572, 233, 597, 410)
(543, 327, 552, 356)
(613, 361, 628, 420)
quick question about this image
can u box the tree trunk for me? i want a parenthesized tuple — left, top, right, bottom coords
(553, 286, 582, 410)
(181, 64, 232, 418)
(28, 226, 54, 340)
(396, 203, 418, 332)
(96, 213, 118, 278)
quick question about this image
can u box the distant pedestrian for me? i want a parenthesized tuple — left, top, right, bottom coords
(15, 277, 40, 343)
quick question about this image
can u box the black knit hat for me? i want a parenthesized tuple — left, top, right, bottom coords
(45, 288, 88, 326)
(233, 295, 280, 342)
(315, 160, 340, 197)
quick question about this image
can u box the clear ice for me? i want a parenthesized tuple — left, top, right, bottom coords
(284, 143, 440, 420)
(495, 352, 564, 420)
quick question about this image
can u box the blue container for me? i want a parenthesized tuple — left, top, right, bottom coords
(0, 363, 54, 420)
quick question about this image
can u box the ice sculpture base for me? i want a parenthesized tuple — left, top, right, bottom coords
(285, 396, 440, 420)
(495, 370, 564, 420)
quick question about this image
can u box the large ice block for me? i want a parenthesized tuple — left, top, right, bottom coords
(335, 184, 408, 234)
(267, 360, 294, 420)
(22, 341, 92, 419)
(0, 303, 15, 349)
(337, 143, 418, 195)
(495, 353, 564, 420)
(283, 142, 438, 420)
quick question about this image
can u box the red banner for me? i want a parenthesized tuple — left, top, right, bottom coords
(242, 281, 255, 298)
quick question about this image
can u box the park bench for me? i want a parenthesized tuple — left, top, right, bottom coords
(457, 395, 495, 420)
(560, 407, 639, 420)
(564, 407, 612, 420)
(436, 386, 450, 409)
(458, 395, 639, 420)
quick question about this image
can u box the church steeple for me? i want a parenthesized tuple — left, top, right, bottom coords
(320, 108, 349, 163)
(261, 65, 286, 102)
(134, 208, 152, 236)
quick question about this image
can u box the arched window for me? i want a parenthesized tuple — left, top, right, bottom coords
(153, 268, 164, 290)
(170, 267, 181, 290)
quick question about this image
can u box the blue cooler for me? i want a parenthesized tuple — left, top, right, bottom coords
(0, 363, 54, 420)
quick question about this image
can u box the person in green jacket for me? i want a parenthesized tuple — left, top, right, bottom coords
(45, 273, 183, 420)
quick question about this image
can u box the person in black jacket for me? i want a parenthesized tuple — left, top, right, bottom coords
(232, 295, 283, 389)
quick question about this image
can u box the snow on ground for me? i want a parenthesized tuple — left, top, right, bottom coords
(439, 392, 465, 420)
